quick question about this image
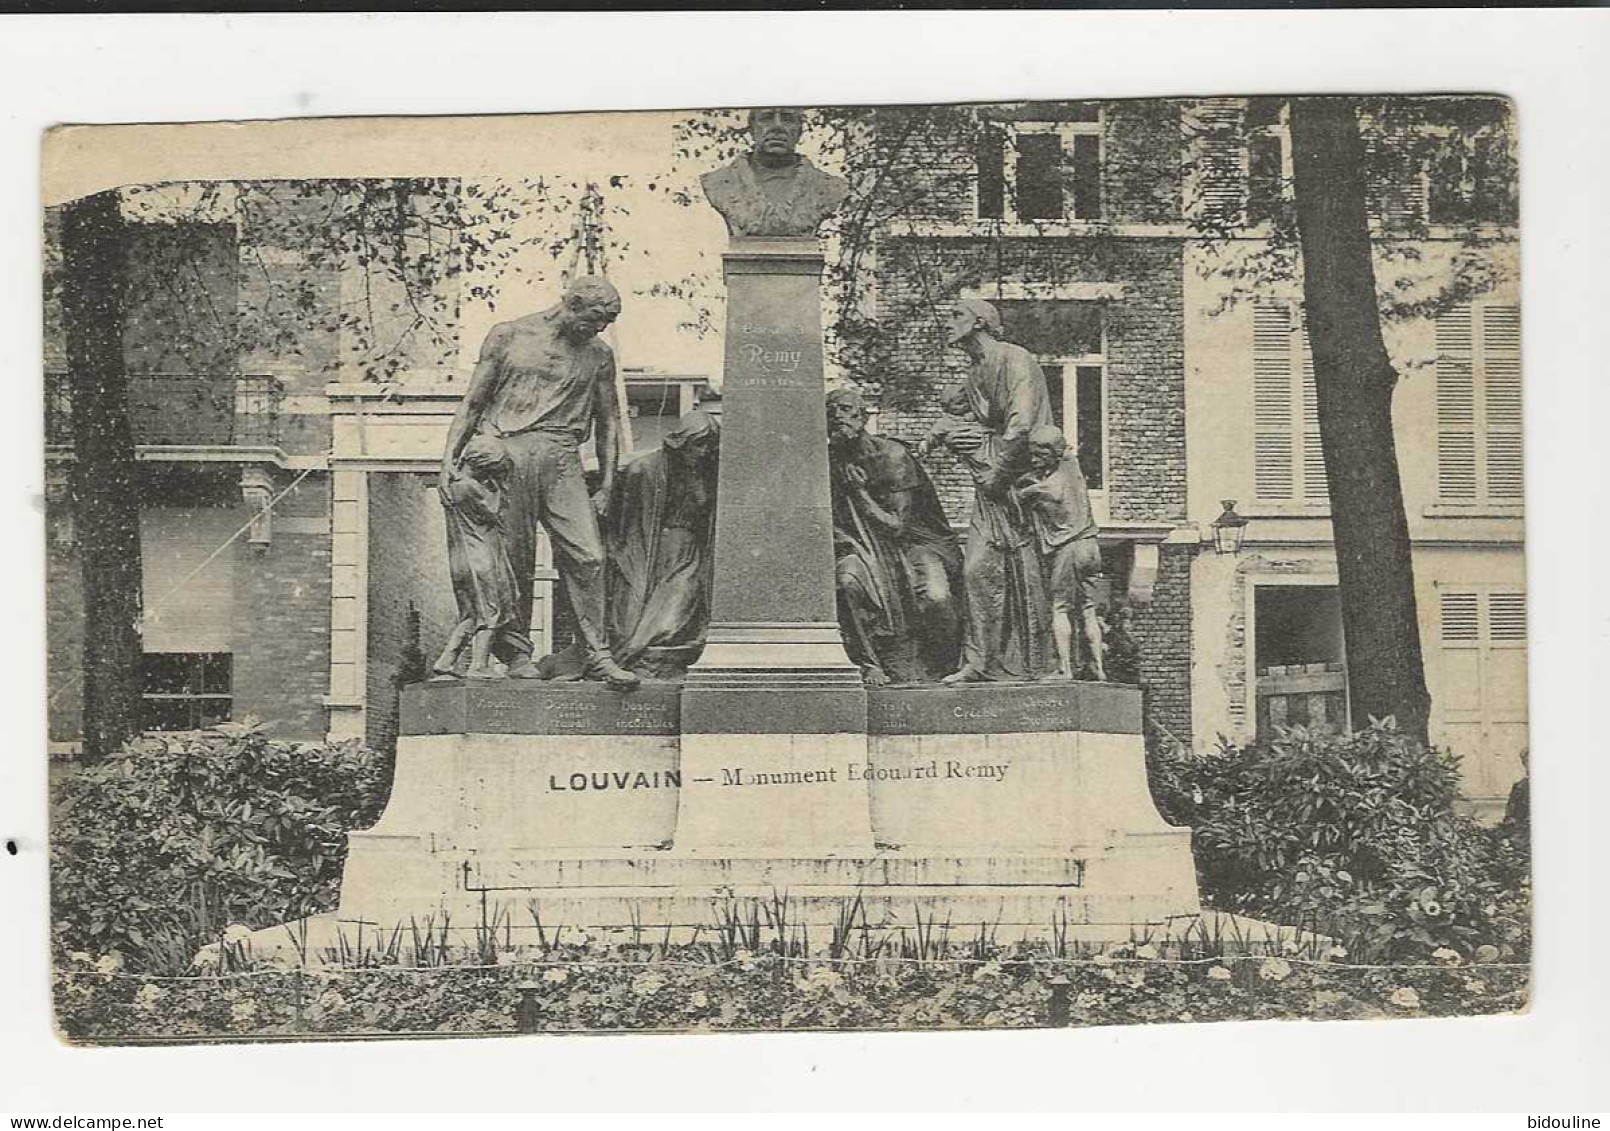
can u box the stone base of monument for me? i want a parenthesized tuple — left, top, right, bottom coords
(317, 679, 1211, 949)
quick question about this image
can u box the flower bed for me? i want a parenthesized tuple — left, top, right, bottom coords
(55, 945, 1528, 1042)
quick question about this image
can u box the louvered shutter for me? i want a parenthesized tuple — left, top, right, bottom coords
(1363, 116, 1428, 229)
(1253, 302, 1295, 500)
(1189, 98, 1246, 227)
(1298, 329, 1328, 502)
(1436, 307, 1478, 501)
(1483, 306, 1523, 501)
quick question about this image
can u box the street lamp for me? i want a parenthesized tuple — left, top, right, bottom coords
(1211, 499, 1249, 555)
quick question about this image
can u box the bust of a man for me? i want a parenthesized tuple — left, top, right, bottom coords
(700, 107, 850, 238)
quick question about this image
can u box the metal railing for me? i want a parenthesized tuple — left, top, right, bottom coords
(45, 371, 284, 449)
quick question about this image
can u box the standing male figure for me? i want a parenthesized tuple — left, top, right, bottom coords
(438, 275, 640, 689)
(940, 296, 1057, 683)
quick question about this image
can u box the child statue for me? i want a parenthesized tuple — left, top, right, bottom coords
(1014, 425, 1107, 682)
(433, 434, 519, 681)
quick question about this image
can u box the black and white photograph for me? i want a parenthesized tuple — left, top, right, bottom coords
(39, 91, 1534, 1042)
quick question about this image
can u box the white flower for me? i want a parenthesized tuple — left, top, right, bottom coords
(542, 967, 570, 985)
(630, 970, 667, 997)
(733, 948, 757, 972)
(1327, 945, 1349, 960)
(1258, 957, 1293, 983)
(134, 983, 167, 1010)
(68, 951, 93, 967)
(1207, 965, 1233, 982)
(315, 990, 345, 1012)
(229, 1000, 258, 1028)
(569, 930, 591, 948)
(1177, 1011, 1194, 1023)
(1126, 971, 1146, 990)
(1463, 978, 1488, 995)
(1134, 943, 1160, 960)
(1388, 986, 1422, 1010)
(191, 943, 221, 971)
(94, 952, 124, 975)
(222, 924, 253, 946)
(805, 967, 844, 992)
(1281, 938, 1301, 956)
(1432, 947, 1462, 965)
(1091, 953, 1114, 967)
(690, 990, 709, 1009)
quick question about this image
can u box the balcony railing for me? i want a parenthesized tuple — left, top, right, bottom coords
(45, 372, 284, 450)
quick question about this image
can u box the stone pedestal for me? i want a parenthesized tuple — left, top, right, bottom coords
(677, 237, 871, 856)
(334, 679, 1202, 944)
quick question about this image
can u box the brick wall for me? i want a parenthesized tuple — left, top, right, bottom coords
(1132, 544, 1195, 748)
(365, 471, 458, 753)
(231, 472, 332, 740)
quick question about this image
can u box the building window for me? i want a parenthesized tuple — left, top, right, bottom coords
(976, 112, 1103, 223)
(1435, 303, 1522, 507)
(1251, 301, 1328, 506)
(1246, 98, 1291, 226)
(995, 299, 1106, 490)
(1423, 117, 1517, 227)
(140, 652, 232, 732)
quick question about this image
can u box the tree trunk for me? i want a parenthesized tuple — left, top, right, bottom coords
(61, 191, 144, 760)
(1289, 98, 1431, 746)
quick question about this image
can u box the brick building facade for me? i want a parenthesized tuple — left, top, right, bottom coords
(850, 96, 1526, 811)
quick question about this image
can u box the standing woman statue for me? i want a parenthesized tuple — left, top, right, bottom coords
(437, 275, 641, 690)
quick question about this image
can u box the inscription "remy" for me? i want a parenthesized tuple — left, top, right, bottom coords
(737, 342, 802, 372)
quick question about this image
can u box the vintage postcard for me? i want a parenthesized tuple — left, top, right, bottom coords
(43, 95, 1529, 1042)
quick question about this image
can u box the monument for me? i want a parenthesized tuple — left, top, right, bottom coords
(331, 108, 1202, 946)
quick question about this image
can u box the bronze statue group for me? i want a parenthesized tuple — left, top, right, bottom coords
(431, 276, 1123, 692)
(431, 109, 1131, 691)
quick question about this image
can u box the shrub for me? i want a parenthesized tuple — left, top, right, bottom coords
(51, 722, 388, 973)
(1152, 720, 1531, 963)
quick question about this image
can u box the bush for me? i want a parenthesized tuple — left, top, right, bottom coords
(51, 723, 388, 973)
(1151, 720, 1531, 963)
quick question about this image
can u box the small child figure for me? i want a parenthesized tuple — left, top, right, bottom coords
(917, 384, 991, 467)
(1015, 425, 1106, 682)
(433, 434, 519, 681)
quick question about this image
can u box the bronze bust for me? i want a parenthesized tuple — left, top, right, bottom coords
(701, 108, 849, 238)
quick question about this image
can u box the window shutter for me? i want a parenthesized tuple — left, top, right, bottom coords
(1482, 305, 1523, 501)
(1440, 591, 1480, 645)
(1253, 302, 1295, 500)
(1299, 325, 1328, 503)
(1363, 118, 1428, 229)
(1190, 99, 1246, 227)
(1436, 306, 1477, 501)
(1488, 591, 1527, 644)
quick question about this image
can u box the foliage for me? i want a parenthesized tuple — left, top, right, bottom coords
(52, 936, 1528, 1042)
(1150, 720, 1531, 963)
(50, 723, 388, 973)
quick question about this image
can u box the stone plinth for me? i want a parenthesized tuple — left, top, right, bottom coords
(674, 237, 871, 857)
(334, 679, 1201, 941)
